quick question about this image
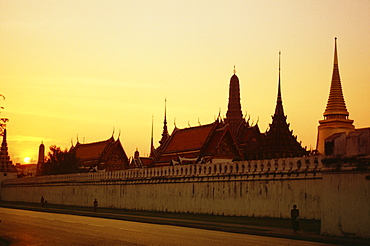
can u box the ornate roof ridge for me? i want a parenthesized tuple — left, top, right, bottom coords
(75, 136, 114, 147)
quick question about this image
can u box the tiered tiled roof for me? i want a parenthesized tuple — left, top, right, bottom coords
(72, 136, 129, 171)
(75, 137, 114, 161)
(152, 121, 241, 166)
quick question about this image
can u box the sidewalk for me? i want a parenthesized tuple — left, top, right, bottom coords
(0, 201, 369, 246)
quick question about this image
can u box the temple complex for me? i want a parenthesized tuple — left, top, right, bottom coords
(24, 38, 363, 171)
(149, 55, 307, 166)
(316, 38, 355, 154)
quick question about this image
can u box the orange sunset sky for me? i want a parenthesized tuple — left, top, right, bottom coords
(1, 0, 369, 164)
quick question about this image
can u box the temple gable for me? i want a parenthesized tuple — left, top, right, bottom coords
(72, 136, 129, 171)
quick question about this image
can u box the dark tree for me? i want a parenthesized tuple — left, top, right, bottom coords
(42, 145, 79, 175)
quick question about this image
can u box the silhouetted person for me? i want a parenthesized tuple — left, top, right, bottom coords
(41, 196, 45, 207)
(291, 204, 300, 234)
(94, 198, 98, 212)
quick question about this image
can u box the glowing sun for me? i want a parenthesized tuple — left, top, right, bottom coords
(24, 157, 31, 164)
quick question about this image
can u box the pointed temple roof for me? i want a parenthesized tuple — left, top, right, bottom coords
(159, 98, 170, 146)
(323, 38, 351, 120)
(226, 68, 245, 138)
(74, 136, 115, 160)
(72, 136, 129, 171)
(257, 52, 307, 159)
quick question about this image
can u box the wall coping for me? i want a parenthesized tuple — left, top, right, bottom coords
(2, 156, 322, 186)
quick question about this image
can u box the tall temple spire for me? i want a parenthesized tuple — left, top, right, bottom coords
(226, 67, 244, 138)
(323, 37, 350, 119)
(257, 52, 307, 159)
(0, 128, 16, 172)
(159, 98, 169, 146)
(150, 115, 156, 157)
(316, 38, 354, 154)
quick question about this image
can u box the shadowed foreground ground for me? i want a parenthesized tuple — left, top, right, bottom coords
(0, 201, 369, 246)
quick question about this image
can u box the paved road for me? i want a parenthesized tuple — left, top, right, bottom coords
(0, 208, 332, 246)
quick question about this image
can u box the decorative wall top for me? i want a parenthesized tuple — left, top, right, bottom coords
(3, 156, 322, 185)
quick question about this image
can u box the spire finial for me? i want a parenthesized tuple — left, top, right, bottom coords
(159, 98, 169, 145)
(150, 115, 154, 149)
(278, 51, 282, 102)
(274, 51, 284, 116)
(279, 50, 281, 71)
(233, 65, 236, 74)
(164, 98, 167, 124)
(334, 37, 338, 65)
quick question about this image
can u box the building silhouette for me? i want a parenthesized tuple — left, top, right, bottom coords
(150, 54, 307, 166)
(256, 52, 308, 159)
(0, 129, 16, 173)
(225, 67, 245, 139)
(36, 142, 45, 176)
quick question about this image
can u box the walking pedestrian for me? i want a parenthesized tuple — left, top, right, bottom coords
(291, 204, 300, 234)
(41, 196, 45, 207)
(93, 198, 98, 212)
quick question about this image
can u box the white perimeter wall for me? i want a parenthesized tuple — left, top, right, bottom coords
(1, 157, 322, 219)
(321, 170, 370, 238)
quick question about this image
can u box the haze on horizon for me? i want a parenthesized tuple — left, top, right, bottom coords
(1, 0, 369, 164)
